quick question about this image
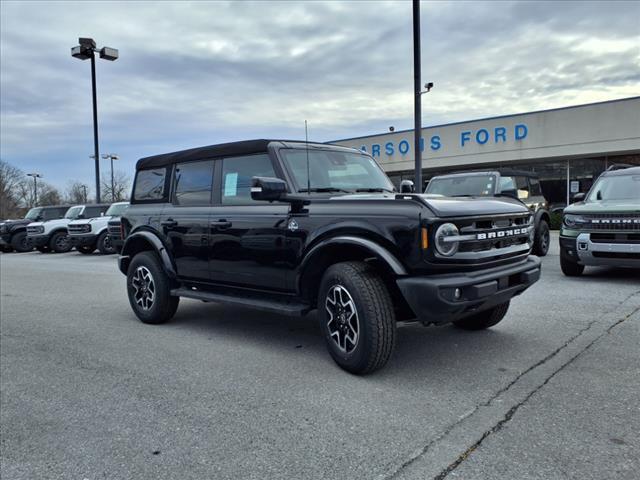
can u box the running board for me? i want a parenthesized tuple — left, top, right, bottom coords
(170, 287, 310, 317)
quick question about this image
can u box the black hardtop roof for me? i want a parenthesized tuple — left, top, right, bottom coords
(136, 139, 360, 170)
(602, 165, 640, 176)
(431, 169, 540, 179)
(38, 205, 73, 210)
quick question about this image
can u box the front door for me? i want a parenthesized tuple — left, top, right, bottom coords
(208, 153, 290, 291)
(160, 160, 214, 281)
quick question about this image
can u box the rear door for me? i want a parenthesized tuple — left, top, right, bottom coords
(160, 160, 214, 282)
(207, 153, 290, 291)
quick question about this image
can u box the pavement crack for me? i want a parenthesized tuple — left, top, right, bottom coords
(383, 293, 640, 480)
(432, 305, 639, 480)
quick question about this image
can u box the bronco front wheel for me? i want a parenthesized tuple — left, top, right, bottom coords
(127, 251, 179, 324)
(318, 261, 396, 374)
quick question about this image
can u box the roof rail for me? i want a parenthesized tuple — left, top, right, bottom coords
(606, 163, 634, 171)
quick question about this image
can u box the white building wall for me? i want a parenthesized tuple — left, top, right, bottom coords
(331, 97, 640, 173)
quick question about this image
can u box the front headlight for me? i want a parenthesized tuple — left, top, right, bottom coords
(563, 214, 587, 229)
(435, 223, 460, 257)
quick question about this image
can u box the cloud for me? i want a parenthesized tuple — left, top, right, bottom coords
(1, 0, 638, 189)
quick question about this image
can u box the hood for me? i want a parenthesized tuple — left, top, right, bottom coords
(565, 200, 640, 215)
(30, 218, 70, 228)
(3, 218, 31, 227)
(416, 194, 529, 218)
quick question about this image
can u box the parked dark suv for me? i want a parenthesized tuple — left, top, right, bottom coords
(119, 140, 541, 374)
(0, 206, 70, 253)
(425, 170, 551, 256)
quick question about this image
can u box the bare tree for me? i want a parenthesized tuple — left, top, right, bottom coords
(0, 160, 27, 219)
(65, 181, 90, 204)
(16, 178, 62, 208)
(101, 170, 131, 202)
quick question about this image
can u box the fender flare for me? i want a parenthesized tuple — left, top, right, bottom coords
(120, 231, 176, 278)
(299, 235, 408, 277)
(534, 209, 550, 228)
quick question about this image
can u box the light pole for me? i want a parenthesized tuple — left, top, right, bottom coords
(82, 184, 88, 203)
(26, 173, 42, 206)
(71, 37, 118, 204)
(412, 0, 422, 191)
(102, 153, 119, 201)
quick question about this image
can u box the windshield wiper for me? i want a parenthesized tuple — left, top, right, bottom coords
(298, 187, 352, 193)
(354, 187, 395, 193)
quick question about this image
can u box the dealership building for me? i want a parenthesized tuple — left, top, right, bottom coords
(331, 96, 640, 206)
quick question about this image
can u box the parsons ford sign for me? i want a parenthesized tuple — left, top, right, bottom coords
(358, 123, 529, 158)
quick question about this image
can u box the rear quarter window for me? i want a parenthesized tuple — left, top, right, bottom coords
(133, 168, 168, 203)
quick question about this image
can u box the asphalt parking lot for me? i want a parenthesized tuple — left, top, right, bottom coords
(1, 233, 639, 480)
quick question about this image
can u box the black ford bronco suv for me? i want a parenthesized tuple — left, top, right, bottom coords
(560, 165, 640, 276)
(119, 140, 541, 374)
(425, 170, 551, 256)
(0, 205, 70, 253)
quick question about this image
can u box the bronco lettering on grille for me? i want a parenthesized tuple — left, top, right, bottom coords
(476, 227, 528, 240)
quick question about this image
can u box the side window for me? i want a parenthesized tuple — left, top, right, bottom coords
(133, 168, 167, 201)
(499, 176, 516, 192)
(529, 177, 542, 196)
(173, 160, 214, 206)
(221, 154, 276, 205)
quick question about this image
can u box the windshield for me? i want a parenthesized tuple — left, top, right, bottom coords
(280, 149, 394, 193)
(64, 206, 84, 219)
(25, 208, 43, 220)
(425, 174, 497, 197)
(106, 203, 128, 216)
(586, 174, 640, 201)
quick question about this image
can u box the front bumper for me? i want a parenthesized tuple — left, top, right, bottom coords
(396, 256, 541, 325)
(562, 232, 640, 268)
(69, 234, 98, 247)
(28, 234, 49, 247)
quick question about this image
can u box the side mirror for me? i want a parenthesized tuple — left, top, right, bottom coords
(251, 176, 288, 202)
(572, 192, 585, 203)
(400, 180, 415, 193)
(500, 188, 518, 199)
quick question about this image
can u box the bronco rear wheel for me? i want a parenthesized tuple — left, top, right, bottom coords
(97, 231, 115, 255)
(127, 251, 179, 324)
(532, 220, 550, 256)
(318, 261, 396, 374)
(453, 301, 510, 330)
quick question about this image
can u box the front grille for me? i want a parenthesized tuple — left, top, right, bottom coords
(108, 222, 122, 239)
(431, 213, 533, 265)
(27, 225, 44, 235)
(590, 233, 640, 244)
(582, 214, 640, 231)
(68, 224, 91, 234)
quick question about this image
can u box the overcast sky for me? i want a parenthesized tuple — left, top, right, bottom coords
(1, 0, 639, 192)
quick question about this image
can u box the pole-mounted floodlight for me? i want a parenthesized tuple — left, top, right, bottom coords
(102, 153, 119, 202)
(71, 37, 118, 203)
(26, 172, 42, 206)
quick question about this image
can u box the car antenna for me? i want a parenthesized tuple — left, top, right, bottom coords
(305, 120, 311, 195)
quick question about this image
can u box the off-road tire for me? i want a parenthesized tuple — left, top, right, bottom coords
(560, 255, 585, 276)
(532, 220, 550, 256)
(127, 251, 179, 325)
(36, 245, 51, 253)
(11, 232, 32, 253)
(453, 301, 510, 330)
(97, 231, 115, 255)
(50, 231, 72, 253)
(0, 245, 14, 253)
(77, 245, 95, 254)
(318, 261, 396, 374)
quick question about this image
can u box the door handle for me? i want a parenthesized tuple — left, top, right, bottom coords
(161, 219, 178, 228)
(211, 220, 232, 230)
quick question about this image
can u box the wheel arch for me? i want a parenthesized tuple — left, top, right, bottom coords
(297, 236, 413, 319)
(119, 231, 176, 278)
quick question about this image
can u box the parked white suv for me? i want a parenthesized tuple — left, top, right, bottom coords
(27, 204, 110, 253)
(68, 202, 129, 254)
